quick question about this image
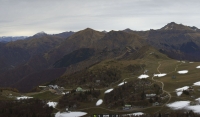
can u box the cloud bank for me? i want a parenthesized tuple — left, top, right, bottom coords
(1, 0, 200, 36)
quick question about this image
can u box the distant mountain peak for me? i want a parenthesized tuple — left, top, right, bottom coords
(79, 28, 100, 34)
(84, 28, 94, 31)
(35, 31, 46, 35)
(191, 26, 199, 31)
(162, 22, 179, 30)
(102, 30, 107, 33)
(161, 22, 199, 31)
(33, 31, 47, 37)
(168, 22, 176, 25)
(123, 28, 133, 32)
(0, 36, 28, 42)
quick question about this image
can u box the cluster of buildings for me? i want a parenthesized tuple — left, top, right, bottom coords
(39, 85, 86, 95)
(39, 85, 69, 95)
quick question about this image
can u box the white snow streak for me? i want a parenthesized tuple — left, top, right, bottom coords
(138, 74, 149, 79)
(96, 99, 103, 106)
(104, 89, 113, 93)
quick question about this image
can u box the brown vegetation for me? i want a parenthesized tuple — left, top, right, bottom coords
(0, 99, 53, 117)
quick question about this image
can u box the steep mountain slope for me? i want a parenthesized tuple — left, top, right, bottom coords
(13, 68, 66, 92)
(53, 48, 95, 68)
(0, 55, 47, 86)
(0, 44, 30, 72)
(96, 31, 146, 50)
(0, 31, 72, 72)
(0, 28, 147, 92)
(6, 35, 65, 55)
(123, 22, 200, 61)
(160, 22, 200, 31)
(147, 23, 200, 61)
(50, 30, 147, 75)
(53, 31, 75, 38)
(46, 28, 105, 64)
(52, 45, 168, 89)
(0, 33, 72, 92)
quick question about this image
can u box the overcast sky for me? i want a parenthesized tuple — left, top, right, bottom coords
(0, 0, 200, 36)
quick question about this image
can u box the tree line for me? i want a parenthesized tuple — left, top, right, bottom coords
(0, 99, 53, 117)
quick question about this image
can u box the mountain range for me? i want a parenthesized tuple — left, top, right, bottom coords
(0, 36, 28, 42)
(0, 22, 200, 92)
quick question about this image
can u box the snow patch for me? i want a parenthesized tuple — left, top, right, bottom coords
(104, 89, 113, 93)
(176, 92, 183, 96)
(55, 111, 87, 117)
(126, 112, 144, 116)
(16, 96, 33, 100)
(167, 101, 190, 110)
(167, 100, 200, 113)
(47, 101, 57, 108)
(62, 91, 70, 95)
(154, 73, 167, 77)
(193, 81, 200, 86)
(175, 86, 189, 96)
(177, 70, 188, 74)
(118, 82, 127, 86)
(138, 74, 149, 79)
(195, 98, 200, 102)
(186, 105, 200, 113)
(176, 86, 189, 92)
(96, 99, 103, 106)
(189, 62, 194, 63)
(196, 66, 200, 69)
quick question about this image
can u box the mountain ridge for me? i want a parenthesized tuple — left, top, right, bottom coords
(1, 22, 200, 92)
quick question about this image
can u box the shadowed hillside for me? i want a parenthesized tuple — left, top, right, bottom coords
(46, 28, 105, 64)
(127, 22, 200, 61)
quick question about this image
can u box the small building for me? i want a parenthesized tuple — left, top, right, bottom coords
(152, 102, 159, 106)
(61, 91, 70, 95)
(49, 85, 59, 89)
(76, 87, 83, 92)
(172, 75, 176, 79)
(66, 107, 69, 112)
(49, 89, 57, 93)
(146, 94, 156, 99)
(39, 86, 47, 88)
(123, 105, 132, 110)
(144, 70, 148, 74)
(96, 80, 100, 83)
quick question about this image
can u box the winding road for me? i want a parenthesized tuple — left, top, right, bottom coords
(151, 61, 183, 113)
(77, 56, 183, 113)
(27, 53, 184, 114)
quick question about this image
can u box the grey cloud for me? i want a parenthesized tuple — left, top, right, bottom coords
(0, 0, 200, 36)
